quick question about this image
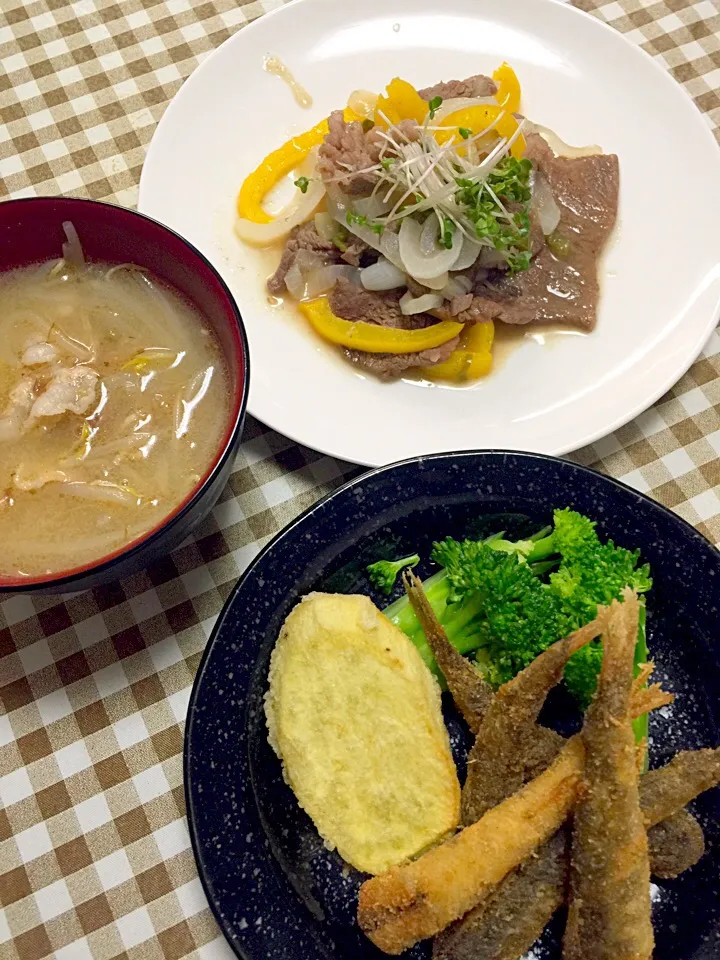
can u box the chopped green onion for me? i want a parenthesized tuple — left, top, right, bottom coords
(459, 127, 472, 140)
(294, 176, 310, 194)
(362, 118, 375, 132)
(381, 157, 396, 170)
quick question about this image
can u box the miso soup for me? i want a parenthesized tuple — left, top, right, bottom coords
(0, 243, 230, 577)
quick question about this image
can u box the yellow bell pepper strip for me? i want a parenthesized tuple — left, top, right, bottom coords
(435, 104, 526, 159)
(373, 93, 402, 127)
(237, 108, 361, 224)
(385, 78, 429, 125)
(493, 62, 522, 115)
(423, 321, 494, 382)
(299, 298, 463, 353)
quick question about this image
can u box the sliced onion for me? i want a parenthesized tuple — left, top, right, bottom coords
(285, 250, 328, 298)
(533, 172, 561, 235)
(360, 258, 407, 291)
(348, 89, 378, 119)
(380, 229, 401, 265)
(285, 262, 307, 300)
(399, 291, 444, 315)
(287, 254, 359, 300)
(422, 272, 449, 291)
(305, 265, 359, 299)
(354, 194, 393, 219)
(399, 214, 462, 280)
(61, 481, 140, 506)
(236, 180, 325, 246)
(314, 212, 336, 240)
(452, 236, 484, 271)
(236, 149, 325, 246)
(432, 96, 497, 124)
(524, 120, 603, 158)
(62, 221, 85, 267)
(440, 275, 473, 299)
(327, 187, 405, 270)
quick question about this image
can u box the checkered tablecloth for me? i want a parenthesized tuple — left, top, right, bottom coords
(1, 0, 719, 957)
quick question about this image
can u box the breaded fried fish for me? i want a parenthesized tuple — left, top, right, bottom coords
(433, 808, 707, 960)
(648, 809, 706, 879)
(357, 610, 673, 956)
(434, 687, 708, 960)
(462, 609, 609, 825)
(640, 747, 720, 825)
(404, 571, 493, 734)
(404, 571, 566, 784)
(432, 828, 570, 960)
(358, 737, 586, 955)
(564, 591, 654, 960)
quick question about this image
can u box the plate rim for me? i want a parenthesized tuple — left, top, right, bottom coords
(139, 0, 720, 467)
(183, 448, 720, 960)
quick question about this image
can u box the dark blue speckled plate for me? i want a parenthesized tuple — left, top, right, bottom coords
(184, 452, 720, 960)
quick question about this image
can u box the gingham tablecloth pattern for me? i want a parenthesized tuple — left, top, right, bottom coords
(1, 0, 719, 957)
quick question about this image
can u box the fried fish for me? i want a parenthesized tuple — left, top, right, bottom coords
(358, 736, 586, 955)
(434, 684, 707, 960)
(404, 571, 493, 734)
(648, 809, 706, 880)
(564, 591, 654, 960)
(462, 610, 609, 825)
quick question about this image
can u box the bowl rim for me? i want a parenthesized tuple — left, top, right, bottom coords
(183, 448, 720, 960)
(0, 195, 250, 592)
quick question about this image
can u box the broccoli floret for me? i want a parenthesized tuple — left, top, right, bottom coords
(562, 638, 603, 707)
(380, 509, 652, 731)
(432, 537, 568, 686)
(366, 554, 420, 595)
(380, 530, 557, 669)
(547, 508, 652, 705)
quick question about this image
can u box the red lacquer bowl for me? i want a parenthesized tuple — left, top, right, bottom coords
(0, 197, 249, 593)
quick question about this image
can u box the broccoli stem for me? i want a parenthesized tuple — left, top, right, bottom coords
(526, 534, 556, 562)
(384, 567, 450, 637)
(412, 625, 486, 676)
(529, 525, 553, 542)
(529, 559, 560, 577)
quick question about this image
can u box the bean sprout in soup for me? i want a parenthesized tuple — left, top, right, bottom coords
(0, 227, 229, 578)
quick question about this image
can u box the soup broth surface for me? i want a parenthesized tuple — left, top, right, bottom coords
(0, 258, 229, 577)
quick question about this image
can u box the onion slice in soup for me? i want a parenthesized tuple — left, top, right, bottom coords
(62, 221, 86, 267)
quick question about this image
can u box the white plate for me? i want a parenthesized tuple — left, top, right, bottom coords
(139, 0, 720, 467)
